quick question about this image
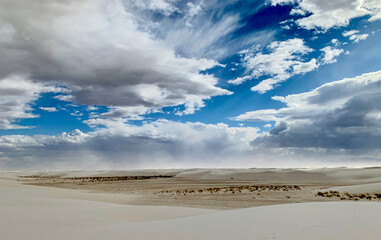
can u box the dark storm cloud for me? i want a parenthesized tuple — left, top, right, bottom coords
(234, 70, 381, 150)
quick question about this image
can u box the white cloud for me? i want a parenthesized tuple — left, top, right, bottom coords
(342, 30, 359, 37)
(0, 135, 42, 148)
(271, 0, 381, 30)
(343, 30, 369, 43)
(93, 106, 151, 121)
(292, 58, 319, 74)
(350, 33, 369, 43)
(320, 46, 344, 64)
(270, 0, 298, 6)
(290, 8, 307, 16)
(232, 109, 282, 122)
(87, 106, 99, 111)
(228, 75, 252, 85)
(229, 38, 318, 93)
(39, 107, 58, 112)
(131, 0, 179, 16)
(230, 37, 348, 92)
(331, 39, 339, 46)
(185, 2, 203, 27)
(70, 110, 83, 117)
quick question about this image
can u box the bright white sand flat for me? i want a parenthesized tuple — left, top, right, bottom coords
(1, 177, 381, 240)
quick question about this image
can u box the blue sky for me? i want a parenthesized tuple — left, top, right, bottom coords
(0, 0, 381, 169)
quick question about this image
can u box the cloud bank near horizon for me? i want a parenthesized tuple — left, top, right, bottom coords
(1, 71, 381, 169)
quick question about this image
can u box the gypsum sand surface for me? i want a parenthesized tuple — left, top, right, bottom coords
(2, 168, 381, 240)
(13, 167, 381, 210)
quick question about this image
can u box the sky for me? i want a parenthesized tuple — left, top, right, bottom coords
(0, 0, 381, 170)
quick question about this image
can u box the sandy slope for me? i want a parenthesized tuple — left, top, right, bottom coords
(72, 202, 381, 240)
(1, 178, 381, 240)
(0, 178, 215, 239)
(329, 182, 381, 194)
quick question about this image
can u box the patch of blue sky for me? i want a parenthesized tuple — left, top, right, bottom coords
(0, 93, 97, 135)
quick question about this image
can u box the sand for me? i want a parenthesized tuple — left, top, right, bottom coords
(2, 167, 381, 239)
(328, 182, 381, 194)
(15, 167, 381, 209)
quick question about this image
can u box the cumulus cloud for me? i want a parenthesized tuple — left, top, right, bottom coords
(343, 30, 369, 43)
(228, 39, 318, 92)
(3, 114, 379, 169)
(229, 37, 348, 92)
(0, 120, 260, 169)
(320, 46, 344, 64)
(0, 0, 231, 118)
(233, 70, 381, 150)
(271, 0, 381, 30)
(39, 107, 58, 112)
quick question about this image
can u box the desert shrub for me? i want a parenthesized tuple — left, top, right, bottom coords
(358, 193, 367, 199)
(316, 191, 325, 197)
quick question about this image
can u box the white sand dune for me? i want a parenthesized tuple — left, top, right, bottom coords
(2, 175, 381, 240)
(13, 167, 381, 184)
(328, 182, 381, 194)
(81, 202, 381, 240)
